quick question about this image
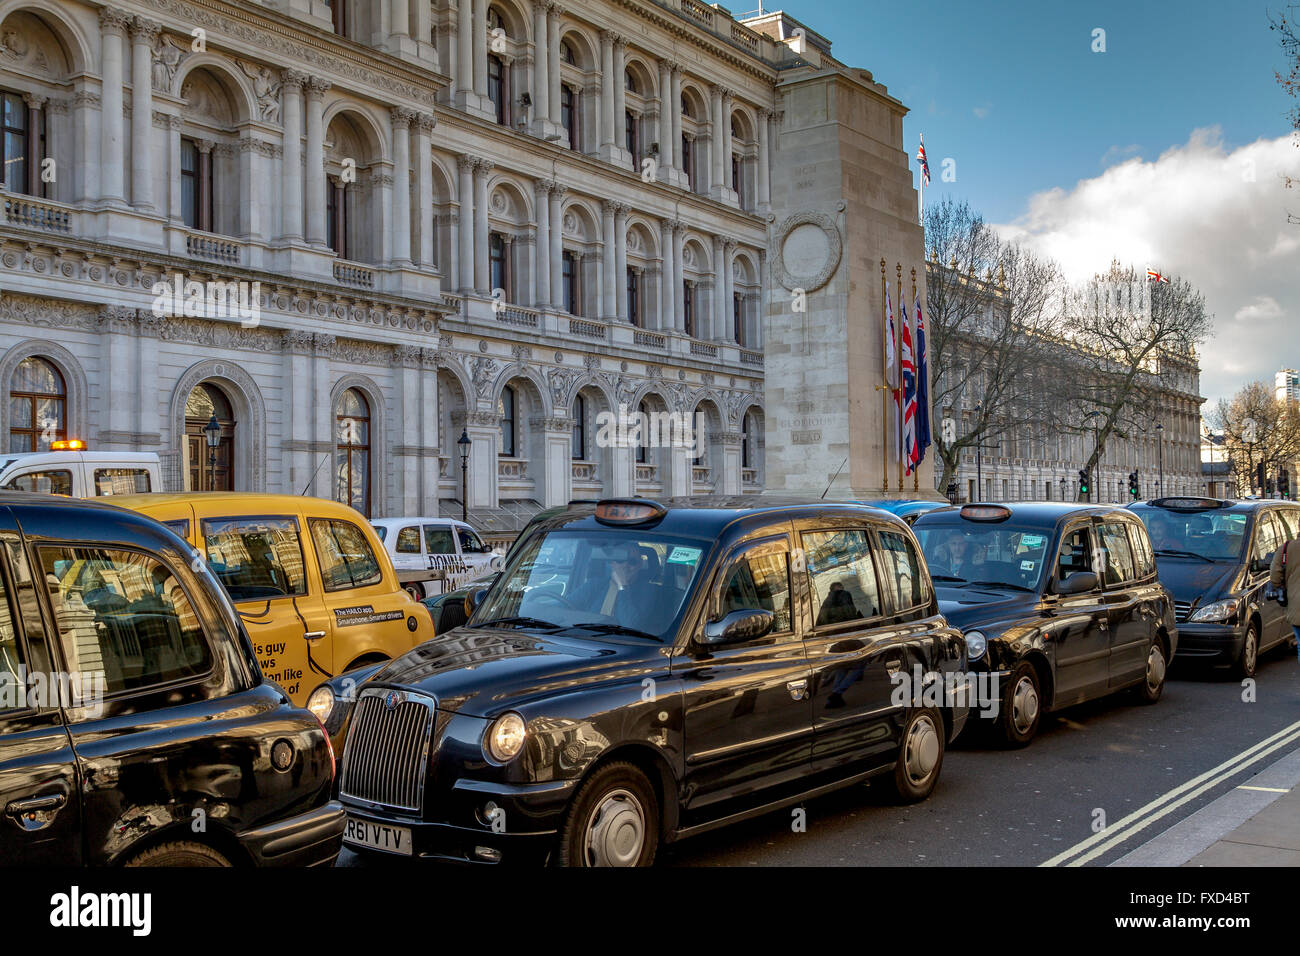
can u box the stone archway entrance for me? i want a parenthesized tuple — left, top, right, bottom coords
(185, 382, 236, 491)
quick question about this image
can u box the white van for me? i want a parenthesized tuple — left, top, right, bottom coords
(0, 443, 162, 497)
(371, 516, 502, 599)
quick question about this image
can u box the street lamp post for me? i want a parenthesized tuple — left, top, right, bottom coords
(1059, 477, 1067, 502)
(457, 428, 472, 524)
(203, 413, 222, 491)
(1156, 422, 1165, 497)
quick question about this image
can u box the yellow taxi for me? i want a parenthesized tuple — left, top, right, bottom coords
(109, 493, 435, 706)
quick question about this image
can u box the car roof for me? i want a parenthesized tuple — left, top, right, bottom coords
(107, 492, 366, 517)
(371, 516, 469, 528)
(0, 491, 192, 550)
(912, 501, 1141, 529)
(1131, 497, 1300, 515)
(531, 495, 906, 539)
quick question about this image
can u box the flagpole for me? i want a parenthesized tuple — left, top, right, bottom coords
(879, 258, 889, 492)
(911, 266, 920, 491)
(896, 262, 904, 492)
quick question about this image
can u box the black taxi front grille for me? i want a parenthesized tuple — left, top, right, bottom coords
(1174, 602, 1192, 624)
(339, 691, 434, 812)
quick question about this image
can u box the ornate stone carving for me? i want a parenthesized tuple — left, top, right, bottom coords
(547, 366, 577, 408)
(470, 355, 499, 399)
(770, 210, 843, 293)
(415, 112, 436, 133)
(390, 106, 416, 127)
(151, 33, 187, 92)
(130, 16, 161, 43)
(99, 7, 131, 32)
(97, 307, 138, 332)
(239, 60, 283, 123)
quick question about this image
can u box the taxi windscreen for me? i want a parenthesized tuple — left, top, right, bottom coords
(914, 523, 1052, 591)
(474, 528, 711, 641)
(1130, 507, 1246, 561)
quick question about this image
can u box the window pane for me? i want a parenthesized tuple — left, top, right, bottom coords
(0, 569, 23, 709)
(1097, 522, 1136, 586)
(423, 526, 456, 554)
(40, 547, 212, 696)
(457, 527, 486, 553)
(878, 530, 926, 610)
(94, 468, 152, 496)
(719, 551, 791, 632)
(804, 529, 882, 626)
(201, 517, 308, 600)
(1057, 527, 1094, 578)
(395, 527, 421, 553)
(310, 518, 383, 591)
(13, 357, 62, 394)
(5, 470, 72, 495)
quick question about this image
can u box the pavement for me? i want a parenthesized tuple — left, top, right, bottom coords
(1112, 746, 1300, 867)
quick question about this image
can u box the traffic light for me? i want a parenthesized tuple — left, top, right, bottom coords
(1257, 461, 1266, 495)
(1078, 469, 1090, 500)
(1128, 470, 1140, 500)
(1281, 470, 1291, 500)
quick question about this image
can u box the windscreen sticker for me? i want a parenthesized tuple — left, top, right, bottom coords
(1021, 560, 1036, 572)
(667, 546, 702, 565)
(1020, 535, 1046, 548)
(334, 605, 404, 627)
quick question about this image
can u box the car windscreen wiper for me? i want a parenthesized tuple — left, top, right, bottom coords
(1154, 549, 1216, 563)
(566, 622, 663, 642)
(930, 574, 968, 583)
(474, 616, 562, 630)
(969, 580, 1035, 592)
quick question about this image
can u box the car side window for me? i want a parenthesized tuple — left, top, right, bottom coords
(39, 546, 212, 697)
(6, 470, 72, 495)
(458, 528, 488, 554)
(718, 549, 792, 633)
(309, 518, 383, 591)
(0, 568, 24, 711)
(1277, 510, 1299, 540)
(94, 468, 151, 495)
(1096, 521, 1136, 587)
(1127, 521, 1156, 579)
(1057, 525, 1094, 581)
(395, 527, 421, 554)
(1254, 513, 1282, 563)
(424, 526, 456, 554)
(803, 529, 883, 628)
(201, 517, 308, 601)
(877, 529, 928, 612)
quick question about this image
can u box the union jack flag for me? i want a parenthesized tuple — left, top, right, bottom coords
(901, 294, 919, 474)
(1146, 268, 1169, 283)
(917, 135, 931, 187)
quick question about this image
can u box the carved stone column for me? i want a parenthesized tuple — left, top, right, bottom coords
(99, 7, 130, 205)
(304, 77, 331, 246)
(129, 16, 160, 211)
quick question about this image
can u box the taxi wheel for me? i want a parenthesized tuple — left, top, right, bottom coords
(883, 707, 945, 803)
(124, 841, 232, 867)
(1231, 624, 1259, 680)
(1134, 637, 1168, 705)
(557, 762, 658, 867)
(403, 581, 426, 601)
(996, 662, 1041, 748)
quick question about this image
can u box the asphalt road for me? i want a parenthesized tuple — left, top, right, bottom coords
(338, 645, 1300, 868)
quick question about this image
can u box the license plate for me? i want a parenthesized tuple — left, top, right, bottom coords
(344, 816, 413, 856)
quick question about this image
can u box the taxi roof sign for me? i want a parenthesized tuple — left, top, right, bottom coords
(50, 439, 86, 452)
(594, 499, 667, 525)
(959, 504, 1012, 522)
(1149, 497, 1227, 511)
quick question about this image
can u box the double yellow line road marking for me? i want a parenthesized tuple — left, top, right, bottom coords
(1040, 718, 1300, 867)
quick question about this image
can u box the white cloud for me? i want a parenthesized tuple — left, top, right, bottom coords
(1099, 143, 1141, 168)
(973, 105, 990, 119)
(994, 127, 1300, 408)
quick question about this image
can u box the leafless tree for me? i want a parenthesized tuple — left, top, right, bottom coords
(1208, 381, 1300, 494)
(1270, 4, 1299, 209)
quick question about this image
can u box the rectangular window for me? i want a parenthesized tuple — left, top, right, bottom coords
(878, 530, 928, 611)
(681, 134, 693, 189)
(627, 268, 640, 327)
(624, 110, 638, 158)
(802, 529, 883, 628)
(201, 516, 308, 601)
(309, 518, 383, 592)
(562, 251, 577, 314)
(395, 527, 421, 553)
(488, 55, 506, 125)
(457, 527, 488, 554)
(4, 469, 72, 495)
(731, 154, 740, 193)
(423, 526, 456, 554)
(561, 84, 575, 148)
(1128, 522, 1156, 579)
(40, 546, 213, 696)
(718, 550, 792, 633)
(1096, 521, 1137, 587)
(733, 293, 744, 345)
(1057, 526, 1095, 581)
(2, 91, 28, 194)
(683, 282, 694, 337)
(499, 386, 516, 457)
(162, 519, 190, 541)
(180, 137, 199, 228)
(94, 469, 152, 496)
(490, 232, 509, 300)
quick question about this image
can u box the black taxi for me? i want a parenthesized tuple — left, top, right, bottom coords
(911, 503, 1177, 746)
(1129, 497, 1300, 677)
(319, 497, 968, 866)
(0, 492, 344, 866)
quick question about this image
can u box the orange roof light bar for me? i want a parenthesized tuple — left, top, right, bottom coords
(50, 439, 86, 452)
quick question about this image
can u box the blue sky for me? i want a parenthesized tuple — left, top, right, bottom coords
(776, 0, 1298, 406)
(785, 0, 1291, 221)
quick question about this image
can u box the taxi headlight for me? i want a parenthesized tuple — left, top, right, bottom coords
(1190, 599, 1240, 623)
(964, 630, 987, 661)
(306, 685, 335, 723)
(487, 712, 527, 762)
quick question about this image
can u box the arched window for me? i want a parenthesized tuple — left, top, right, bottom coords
(9, 357, 65, 453)
(571, 395, 585, 460)
(335, 388, 371, 516)
(184, 382, 235, 491)
(499, 384, 516, 457)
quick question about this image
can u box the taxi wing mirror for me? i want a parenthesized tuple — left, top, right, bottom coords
(1058, 571, 1099, 595)
(470, 587, 490, 608)
(700, 609, 775, 646)
(1250, 551, 1275, 575)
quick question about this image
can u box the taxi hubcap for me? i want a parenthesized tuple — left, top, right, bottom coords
(1245, 632, 1257, 671)
(1012, 676, 1039, 734)
(904, 715, 941, 784)
(1147, 645, 1166, 691)
(584, 789, 645, 866)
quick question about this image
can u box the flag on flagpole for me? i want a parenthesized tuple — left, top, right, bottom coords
(1146, 268, 1169, 283)
(886, 288, 899, 463)
(915, 296, 932, 467)
(916, 135, 931, 187)
(901, 296, 919, 475)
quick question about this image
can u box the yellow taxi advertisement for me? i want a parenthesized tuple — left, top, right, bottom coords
(109, 493, 435, 705)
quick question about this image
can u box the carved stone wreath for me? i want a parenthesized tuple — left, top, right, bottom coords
(770, 210, 842, 293)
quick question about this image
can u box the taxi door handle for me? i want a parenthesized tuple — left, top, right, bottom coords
(303, 630, 326, 641)
(885, 659, 903, 674)
(6, 793, 66, 816)
(787, 679, 808, 701)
